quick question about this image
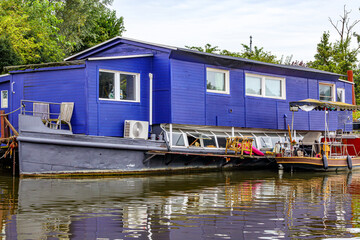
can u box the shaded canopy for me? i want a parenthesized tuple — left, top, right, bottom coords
(289, 99, 360, 111)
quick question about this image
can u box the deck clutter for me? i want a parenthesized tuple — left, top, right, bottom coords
(275, 99, 360, 171)
(0, 37, 358, 176)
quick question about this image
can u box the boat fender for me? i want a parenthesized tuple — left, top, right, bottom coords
(322, 153, 328, 170)
(347, 155, 353, 170)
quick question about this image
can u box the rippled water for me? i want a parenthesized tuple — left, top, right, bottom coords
(0, 170, 359, 239)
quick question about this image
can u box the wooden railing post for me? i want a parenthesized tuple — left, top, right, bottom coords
(0, 110, 4, 139)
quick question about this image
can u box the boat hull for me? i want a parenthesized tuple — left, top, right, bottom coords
(17, 115, 277, 176)
(276, 156, 360, 171)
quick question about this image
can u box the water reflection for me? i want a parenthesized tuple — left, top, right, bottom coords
(0, 170, 359, 239)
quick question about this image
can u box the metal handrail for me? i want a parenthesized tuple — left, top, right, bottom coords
(20, 100, 63, 129)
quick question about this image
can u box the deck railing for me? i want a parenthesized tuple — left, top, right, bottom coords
(20, 100, 64, 129)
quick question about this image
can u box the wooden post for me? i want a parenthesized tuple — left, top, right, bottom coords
(4, 117, 18, 136)
(13, 148, 15, 177)
(0, 110, 4, 139)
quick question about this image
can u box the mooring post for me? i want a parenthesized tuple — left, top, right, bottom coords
(13, 148, 15, 177)
(0, 110, 4, 138)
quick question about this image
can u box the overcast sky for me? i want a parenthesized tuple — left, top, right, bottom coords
(112, 0, 360, 62)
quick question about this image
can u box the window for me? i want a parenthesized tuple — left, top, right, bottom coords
(1, 90, 8, 108)
(245, 73, 286, 99)
(337, 88, 345, 102)
(319, 83, 335, 101)
(206, 68, 229, 94)
(99, 70, 140, 102)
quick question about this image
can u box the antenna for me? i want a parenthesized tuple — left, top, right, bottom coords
(250, 35, 253, 53)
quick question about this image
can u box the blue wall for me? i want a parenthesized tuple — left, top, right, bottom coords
(10, 66, 87, 133)
(153, 52, 171, 125)
(169, 59, 353, 131)
(86, 57, 153, 137)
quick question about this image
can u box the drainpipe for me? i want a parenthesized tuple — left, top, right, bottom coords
(149, 73, 153, 126)
(347, 70, 355, 105)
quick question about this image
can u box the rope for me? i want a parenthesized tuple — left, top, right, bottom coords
(0, 104, 25, 116)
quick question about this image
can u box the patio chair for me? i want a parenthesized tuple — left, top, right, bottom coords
(47, 102, 74, 131)
(33, 102, 50, 120)
(299, 131, 322, 156)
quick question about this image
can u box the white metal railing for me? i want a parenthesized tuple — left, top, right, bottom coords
(20, 100, 64, 129)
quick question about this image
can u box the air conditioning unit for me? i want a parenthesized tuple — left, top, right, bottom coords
(124, 120, 149, 139)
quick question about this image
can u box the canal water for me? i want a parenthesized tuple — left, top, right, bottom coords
(0, 170, 359, 239)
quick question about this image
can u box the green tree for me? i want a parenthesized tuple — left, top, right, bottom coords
(239, 44, 279, 63)
(308, 32, 335, 72)
(185, 43, 280, 64)
(185, 43, 220, 53)
(0, 0, 125, 73)
(0, 0, 65, 71)
(55, 0, 125, 55)
(0, 36, 22, 73)
(309, 6, 360, 103)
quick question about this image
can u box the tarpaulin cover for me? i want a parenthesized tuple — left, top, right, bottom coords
(289, 99, 360, 111)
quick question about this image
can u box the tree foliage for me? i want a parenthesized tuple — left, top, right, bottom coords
(308, 6, 360, 103)
(0, 0, 64, 71)
(185, 43, 280, 64)
(0, 0, 125, 73)
(55, 0, 125, 55)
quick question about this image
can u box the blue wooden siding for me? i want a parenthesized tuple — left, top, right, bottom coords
(169, 59, 351, 131)
(206, 69, 245, 127)
(7, 73, 23, 131)
(86, 57, 152, 137)
(90, 43, 154, 58)
(18, 67, 87, 133)
(153, 52, 171, 124)
(170, 59, 206, 125)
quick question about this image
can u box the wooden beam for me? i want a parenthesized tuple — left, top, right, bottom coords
(4, 117, 18, 136)
(0, 111, 4, 139)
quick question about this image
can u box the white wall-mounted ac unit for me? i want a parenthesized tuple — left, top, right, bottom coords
(124, 120, 149, 139)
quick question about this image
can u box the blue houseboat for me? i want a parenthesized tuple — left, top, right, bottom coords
(0, 37, 355, 176)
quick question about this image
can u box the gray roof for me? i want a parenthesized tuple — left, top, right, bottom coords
(64, 36, 343, 78)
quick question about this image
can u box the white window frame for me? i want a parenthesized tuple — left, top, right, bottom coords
(319, 82, 335, 102)
(99, 69, 140, 102)
(337, 88, 345, 103)
(206, 68, 230, 94)
(245, 73, 286, 100)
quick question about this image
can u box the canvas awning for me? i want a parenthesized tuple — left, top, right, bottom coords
(289, 99, 360, 111)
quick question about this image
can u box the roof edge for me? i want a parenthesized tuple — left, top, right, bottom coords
(64, 36, 177, 61)
(4, 60, 85, 73)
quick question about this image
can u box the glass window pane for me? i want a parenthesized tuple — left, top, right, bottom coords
(172, 133, 185, 146)
(246, 76, 261, 95)
(337, 88, 345, 102)
(120, 74, 136, 100)
(207, 70, 225, 91)
(216, 136, 227, 148)
(319, 84, 332, 101)
(99, 72, 115, 99)
(265, 78, 281, 97)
